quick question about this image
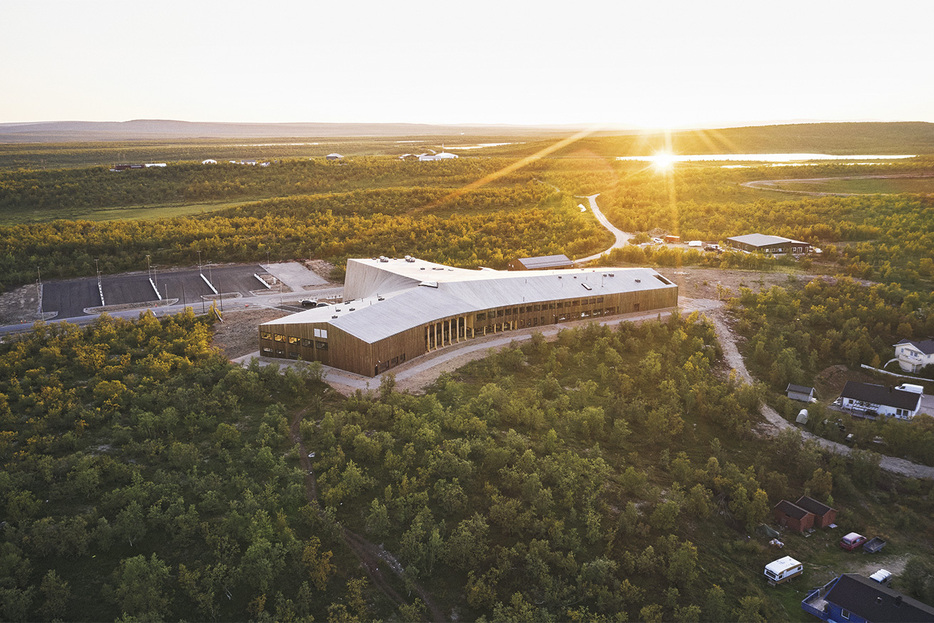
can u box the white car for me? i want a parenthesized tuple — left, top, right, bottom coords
(652, 237, 663, 244)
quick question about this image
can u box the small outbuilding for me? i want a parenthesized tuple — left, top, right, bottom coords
(795, 496, 837, 528)
(796, 409, 809, 424)
(508, 255, 575, 271)
(773, 499, 815, 532)
(786, 383, 816, 402)
(326, 153, 344, 161)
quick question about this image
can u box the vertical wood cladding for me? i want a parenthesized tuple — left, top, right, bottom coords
(260, 285, 677, 377)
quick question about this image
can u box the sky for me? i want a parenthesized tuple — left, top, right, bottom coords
(2, 0, 933, 128)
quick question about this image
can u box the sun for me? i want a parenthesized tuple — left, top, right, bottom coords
(651, 151, 676, 171)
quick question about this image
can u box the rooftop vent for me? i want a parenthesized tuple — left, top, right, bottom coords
(405, 256, 415, 263)
(420, 267, 426, 270)
(349, 308, 355, 311)
(654, 275, 672, 285)
(635, 279, 641, 283)
(608, 273, 615, 277)
(332, 315, 338, 319)
(379, 256, 389, 263)
(582, 283, 592, 291)
(377, 297, 385, 301)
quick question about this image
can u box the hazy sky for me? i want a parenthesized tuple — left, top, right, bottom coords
(2, 0, 933, 128)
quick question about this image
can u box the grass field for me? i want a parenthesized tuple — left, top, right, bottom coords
(761, 176, 934, 195)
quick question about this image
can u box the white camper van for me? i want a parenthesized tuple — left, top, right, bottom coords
(764, 556, 803, 585)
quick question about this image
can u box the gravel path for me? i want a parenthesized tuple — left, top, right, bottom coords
(575, 194, 633, 263)
(706, 307, 934, 480)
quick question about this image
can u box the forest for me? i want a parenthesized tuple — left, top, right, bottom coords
(2, 127, 934, 620)
(0, 150, 933, 294)
(3, 310, 933, 621)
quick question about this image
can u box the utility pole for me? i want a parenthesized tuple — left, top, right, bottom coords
(36, 266, 42, 316)
(197, 249, 202, 275)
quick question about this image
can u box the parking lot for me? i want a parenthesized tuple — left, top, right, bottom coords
(43, 264, 270, 319)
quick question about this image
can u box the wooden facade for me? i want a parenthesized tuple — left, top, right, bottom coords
(260, 282, 678, 377)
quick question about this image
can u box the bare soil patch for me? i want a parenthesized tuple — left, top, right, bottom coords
(658, 266, 811, 300)
(814, 364, 878, 402)
(0, 284, 42, 325)
(212, 307, 290, 359)
(303, 259, 337, 281)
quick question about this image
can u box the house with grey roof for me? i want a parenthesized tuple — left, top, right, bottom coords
(894, 338, 934, 373)
(726, 233, 810, 255)
(838, 381, 922, 420)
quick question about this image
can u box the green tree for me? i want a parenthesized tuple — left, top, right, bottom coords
(111, 554, 171, 620)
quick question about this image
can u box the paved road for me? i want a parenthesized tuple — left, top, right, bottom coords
(575, 194, 634, 263)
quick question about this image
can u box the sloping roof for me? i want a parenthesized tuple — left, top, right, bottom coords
(895, 338, 934, 355)
(825, 574, 934, 622)
(727, 233, 808, 248)
(795, 495, 834, 516)
(786, 383, 815, 395)
(774, 500, 812, 520)
(840, 381, 921, 411)
(515, 255, 574, 270)
(263, 258, 676, 344)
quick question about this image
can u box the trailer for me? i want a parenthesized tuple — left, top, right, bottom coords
(764, 556, 803, 585)
(840, 532, 867, 551)
(863, 537, 887, 553)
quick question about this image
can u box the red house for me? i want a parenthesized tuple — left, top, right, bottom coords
(773, 500, 815, 532)
(795, 496, 837, 528)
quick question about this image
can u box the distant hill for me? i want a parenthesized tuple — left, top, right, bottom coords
(571, 121, 934, 156)
(0, 119, 571, 143)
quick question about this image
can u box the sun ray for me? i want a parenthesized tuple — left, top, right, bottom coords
(412, 126, 601, 214)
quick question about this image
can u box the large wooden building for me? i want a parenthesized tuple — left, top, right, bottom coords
(259, 257, 679, 376)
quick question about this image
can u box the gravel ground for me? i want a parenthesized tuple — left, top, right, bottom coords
(212, 307, 291, 359)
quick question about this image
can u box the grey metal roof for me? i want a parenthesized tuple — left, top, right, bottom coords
(895, 338, 934, 355)
(516, 255, 574, 269)
(786, 383, 815, 395)
(264, 261, 676, 344)
(727, 233, 808, 247)
(840, 381, 921, 410)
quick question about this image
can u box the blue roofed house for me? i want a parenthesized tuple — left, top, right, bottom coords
(894, 338, 934, 373)
(801, 573, 934, 622)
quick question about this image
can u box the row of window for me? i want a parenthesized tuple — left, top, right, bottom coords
(261, 332, 328, 350)
(476, 297, 606, 322)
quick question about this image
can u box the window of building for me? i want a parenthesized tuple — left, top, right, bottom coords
(274, 334, 285, 342)
(497, 309, 504, 317)
(841, 609, 850, 620)
(314, 328, 328, 339)
(260, 332, 272, 340)
(477, 312, 486, 321)
(288, 336, 301, 344)
(316, 341, 328, 350)
(262, 347, 273, 354)
(302, 339, 313, 347)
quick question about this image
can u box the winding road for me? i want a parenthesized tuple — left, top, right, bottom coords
(575, 194, 633, 263)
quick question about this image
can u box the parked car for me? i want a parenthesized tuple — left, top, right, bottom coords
(300, 299, 317, 308)
(840, 532, 867, 551)
(863, 537, 887, 553)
